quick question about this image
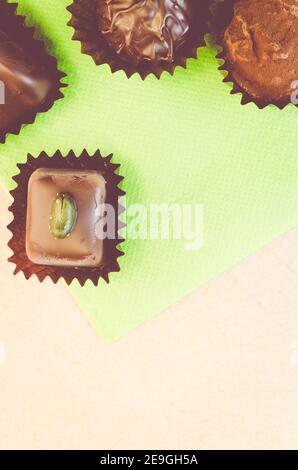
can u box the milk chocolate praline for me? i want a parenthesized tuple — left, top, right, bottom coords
(8, 151, 125, 286)
(215, 0, 298, 106)
(67, 0, 211, 78)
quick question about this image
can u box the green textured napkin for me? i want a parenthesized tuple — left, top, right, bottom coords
(2, 0, 298, 341)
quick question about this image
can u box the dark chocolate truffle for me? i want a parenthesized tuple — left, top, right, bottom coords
(223, 0, 298, 102)
(98, 0, 193, 65)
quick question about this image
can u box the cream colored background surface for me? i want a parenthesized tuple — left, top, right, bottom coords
(1, 187, 298, 450)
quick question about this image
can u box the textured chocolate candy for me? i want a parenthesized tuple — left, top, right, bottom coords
(26, 168, 107, 268)
(98, 0, 193, 65)
(222, 0, 298, 103)
(68, 0, 211, 79)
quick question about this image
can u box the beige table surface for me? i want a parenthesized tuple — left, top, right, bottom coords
(0, 187, 298, 450)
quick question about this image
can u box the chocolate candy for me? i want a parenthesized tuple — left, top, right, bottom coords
(26, 168, 107, 268)
(0, 1, 64, 142)
(222, 0, 298, 103)
(68, 0, 211, 79)
(8, 151, 124, 285)
(98, 0, 193, 65)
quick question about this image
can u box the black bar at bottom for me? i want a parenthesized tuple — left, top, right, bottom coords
(0, 450, 296, 466)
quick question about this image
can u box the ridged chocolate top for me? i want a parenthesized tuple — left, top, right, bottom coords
(98, 0, 193, 65)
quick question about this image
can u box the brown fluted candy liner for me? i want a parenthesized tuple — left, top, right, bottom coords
(8, 150, 125, 286)
(67, 0, 212, 79)
(212, 0, 295, 109)
(0, 0, 66, 142)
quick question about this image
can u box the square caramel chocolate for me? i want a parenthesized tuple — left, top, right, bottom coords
(26, 168, 106, 267)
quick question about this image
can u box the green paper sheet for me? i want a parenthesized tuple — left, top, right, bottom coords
(2, 0, 298, 341)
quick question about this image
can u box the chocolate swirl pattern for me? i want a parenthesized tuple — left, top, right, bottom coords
(68, 0, 211, 79)
(98, 0, 193, 65)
